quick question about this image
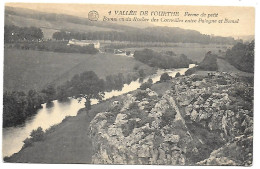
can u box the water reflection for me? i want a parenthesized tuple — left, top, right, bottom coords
(2, 64, 195, 157)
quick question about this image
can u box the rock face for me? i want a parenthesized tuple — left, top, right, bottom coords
(89, 72, 253, 165)
(89, 88, 193, 165)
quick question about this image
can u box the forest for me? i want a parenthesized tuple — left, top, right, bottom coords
(52, 27, 238, 44)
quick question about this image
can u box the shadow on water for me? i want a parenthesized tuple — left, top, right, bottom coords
(46, 102, 54, 109)
(57, 98, 72, 105)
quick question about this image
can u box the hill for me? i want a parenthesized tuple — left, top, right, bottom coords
(5, 6, 238, 44)
(4, 48, 155, 92)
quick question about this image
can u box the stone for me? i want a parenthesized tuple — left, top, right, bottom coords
(190, 109, 198, 121)
(164, 134, 180, 143)
(114, 113, 128, 125)
(107, 125, 123, 137)
(137, 144, 151, 158)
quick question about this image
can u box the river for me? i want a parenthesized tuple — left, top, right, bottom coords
(2, 64, 195, 157)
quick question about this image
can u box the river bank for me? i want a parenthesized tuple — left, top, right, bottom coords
(3, 64, 195, 158)
(4, 68, 253, 165)
(4, 95, 123, 163)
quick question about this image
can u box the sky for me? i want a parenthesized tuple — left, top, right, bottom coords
(5, 3, 255, 38)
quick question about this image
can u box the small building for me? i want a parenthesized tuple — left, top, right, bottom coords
(67, 39, 100, 49)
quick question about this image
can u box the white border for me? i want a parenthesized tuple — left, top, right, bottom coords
(0, 1, 259, 169)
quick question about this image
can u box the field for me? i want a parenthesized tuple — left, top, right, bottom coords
(4, 49, 155, 92)
(124, 43, 232, 62)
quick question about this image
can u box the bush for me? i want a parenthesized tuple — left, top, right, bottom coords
(129, 102, 139, 110)
(121, 120, 136, 137)
(135, 91, 149, 101)
(160, 108, 177, 128)
(30, 127, 45, 142)
(175, 72, 181, 77)
(160, 73, 172, 82)
(22, 127, 45, 149)
(23, 138, 33, 148)
(140, 78, 153, 90)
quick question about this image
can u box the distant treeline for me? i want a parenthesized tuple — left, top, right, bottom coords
(104, 43, 180, 49)
(4, 25, 43, 43)
(133, 49, 193, 69)
(5, 6, 136, 32)
(226, 40, 254, 73)
(6, 40, 98, 54)
(52, 27, 237, 44)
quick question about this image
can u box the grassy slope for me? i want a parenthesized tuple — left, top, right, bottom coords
(217, 58, 253, 76)
(6, 96, 121, 163)
(4, 49, 155, 92)
(5, 14, 116, 39)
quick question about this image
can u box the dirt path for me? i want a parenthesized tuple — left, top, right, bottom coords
(7, 111, 94, 163)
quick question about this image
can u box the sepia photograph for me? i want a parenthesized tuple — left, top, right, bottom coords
(1, 1, 256, 166)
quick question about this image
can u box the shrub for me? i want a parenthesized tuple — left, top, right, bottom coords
(135, 91, 149, 101)
(216, 78, 228, 85)
(121, 120, 136, 137)
(30, 127, 45, 142)
(175, 72, 181, 77)
(140, 78, 153, 90)
(23, 138, 33, 148)
(160, 108, 177, 128)
(160, 73, 172, 82)
(129, 102, 139, 110)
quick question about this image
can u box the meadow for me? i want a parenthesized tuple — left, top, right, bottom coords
(4, 49, 155, 92)
(123, 43, 232, 62)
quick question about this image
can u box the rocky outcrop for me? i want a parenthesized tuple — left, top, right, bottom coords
(197, 136, 253, 166)
(89, 88, 195, 165)
(89, 72, 253, 165)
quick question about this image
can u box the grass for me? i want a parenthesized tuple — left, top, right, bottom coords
(4, 48, 155, 92)
(4, 95, 122, 163)
(217, 58, 253, 77)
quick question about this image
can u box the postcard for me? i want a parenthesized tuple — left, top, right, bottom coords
(2, 3, 254, 166)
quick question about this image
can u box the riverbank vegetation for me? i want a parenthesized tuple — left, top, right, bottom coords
(3, 90, 44, 127)
(3, 66, 152, 128)
(134, 49, 193, 69)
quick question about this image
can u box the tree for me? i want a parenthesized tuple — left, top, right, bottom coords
(3, 91, 28, 127)
(70, 71, 105, 110)
(138, 69, 145, 78)
(140, 78, 153, 90)
(41, 84, 56, 103)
